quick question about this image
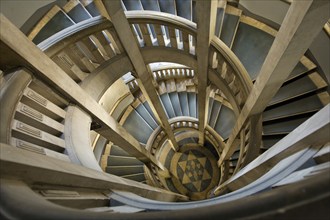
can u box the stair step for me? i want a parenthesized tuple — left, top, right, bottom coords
(268, 72, 327, 106)
(169, 92, 183, 116)
(158, 0, 176, 15)
(29, 5, 75, 44)
(286, 57, 316, 82)
(215, 0, 226, 37)
(178, 92, 190, 116)
(110, 145, 131, 157)
(232, 18, 275, 80)
(121, 173, 146, 182)
(263, 94, 324, 122)
(207, 97, 215, 123)
(262, 135, 285, 150)
(107, 155, 143, 166)
(106, 165, 144, 176)
(214, 105, 235, 139)
(176, 0, 192, 20)
(209, 99, 222, 128)
(263, 115, 312, 136)
(122, 109, 154, 144)
(220, 6, 241, 48)
(160, 93, 176, 118)
(135, 103, 158, 129)
(187, 92, 197, 118)
(81, 0, 101, 17)
(123, 0, 143, 10)
(140, 0, 161, 11)
(230, 151, 240, 160)
(63, 0, 92, 23)
(142, 101, 158, 122)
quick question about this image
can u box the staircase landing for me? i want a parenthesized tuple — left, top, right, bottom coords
(169, 144, 219, 200)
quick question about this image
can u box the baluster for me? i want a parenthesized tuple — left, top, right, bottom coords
(71, 43, 97, 72)
(129, 24, 143, 47)
(139, 23, 153, 47)
(64, 45, 89, 73)
(92, 31, 116, 59)
(154, 24, 165, 46)
(52, 51, 86, 82)
(51, 54, 75, 80)
(209, 47, 217, 69)
(168, 26, 178, 48)
(235, 91, 243, 106)
(79, 37, 105, 64)
(105, 28, 124, 53)
(190, 35, 196, 54)
(182, 31, 189, 53)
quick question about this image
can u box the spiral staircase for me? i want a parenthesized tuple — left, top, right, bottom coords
(0, 0, 329, 219)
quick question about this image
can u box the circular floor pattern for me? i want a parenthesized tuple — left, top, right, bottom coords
(170, 144, 220, 200)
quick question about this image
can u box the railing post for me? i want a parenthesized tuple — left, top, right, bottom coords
(196, 0, 217, 145)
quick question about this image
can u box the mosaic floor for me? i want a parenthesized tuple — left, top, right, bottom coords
(170, 145, 219, 200)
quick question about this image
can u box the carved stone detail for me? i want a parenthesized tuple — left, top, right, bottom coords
(16, 122, 42, 138)
(27, 90, 47, 106)
(20, 104, 43, 121)
(16, 140, 46, 155)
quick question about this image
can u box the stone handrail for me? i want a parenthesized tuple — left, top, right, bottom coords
(38, 16, 110, 52)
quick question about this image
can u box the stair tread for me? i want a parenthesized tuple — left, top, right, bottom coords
(106, 166, 144, 176)
(269, 73, 326, 106)
(286, 61, 311, 81)
(122, 109, 153, 144)
(64, 1, 92, 23)
(83, 1, 101, 17)
(31, 6, 75, 44)
(123, 0, 143, 10)
(107, 155, 143, 166)
(158, 0, 176, 15)
(232, 22, 275, 80)
(175, 0, 192, 20)
(140, 0, 161, 11)
(135, 104, 158, 129)
(169, 92, 183, 116)
(187, 92, 197, 118)
(209, 99, 222, 128)
(220, 13, 240, 48)
(110, 145, 132, 157)
(215, 7, 225, 37)
(178, 92, 190, 116)
(121, 173, 146, 182)
(264, 94, 324, 121)
(214, 105, 235, 139)
(263, 116, 311, 135)
(160, 93, 176, 118)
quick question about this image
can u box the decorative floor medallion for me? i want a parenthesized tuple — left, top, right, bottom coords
(177, 150, 212, 192)
(170, 145, 220, 200)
